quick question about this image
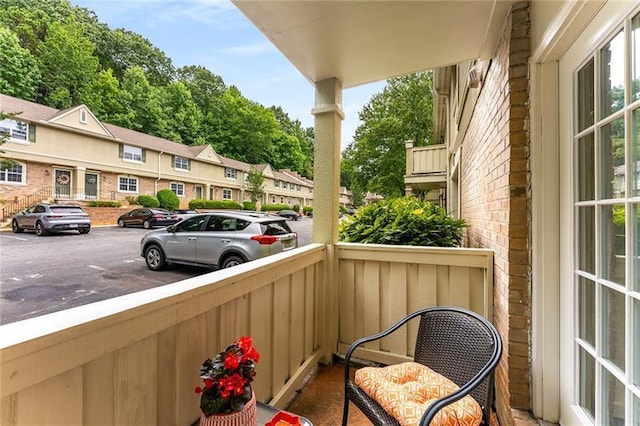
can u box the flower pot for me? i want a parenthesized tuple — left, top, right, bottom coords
(199, 392, 257, 426)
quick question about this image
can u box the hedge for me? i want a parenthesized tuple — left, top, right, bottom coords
(86, 200, 122, 207)
(261, 203, 291, 212)
(157, 189, 179, 210)
(188, 199, 243, 210)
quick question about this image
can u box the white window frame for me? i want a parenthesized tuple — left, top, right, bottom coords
(222, 188, 232, 200)
(118, 176, 138, 193)
(0, 161, 26, 184)
(0, 119, 30, 143)
(174, 156, 189, 171)
(194, 185, 203, 199)
(225, 168, 236, 180)
(80, 109, 88, 124)
(274, 180, 280, 188)
(123, 145, 143, 163)
(283, 182, 288, 190)
(271, 195, 276, 203)
(170, 182, 185, 197)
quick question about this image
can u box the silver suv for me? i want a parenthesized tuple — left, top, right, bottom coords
(140, 212, 298, 271)
(11, 203, 91, 236)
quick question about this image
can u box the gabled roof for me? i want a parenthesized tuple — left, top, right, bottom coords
(219, 155, 251, 172)
(1, 94, 61, 122)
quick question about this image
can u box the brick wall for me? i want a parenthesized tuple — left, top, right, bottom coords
(459, 3, 531, 425)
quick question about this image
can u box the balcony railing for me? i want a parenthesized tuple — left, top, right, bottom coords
(407, 144, 447, 176)
(0, 243, 493, 425)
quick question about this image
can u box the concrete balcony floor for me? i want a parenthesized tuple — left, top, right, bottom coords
(286, 360, 499, 426)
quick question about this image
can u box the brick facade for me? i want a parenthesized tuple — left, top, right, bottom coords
(459, 3, 531, 425)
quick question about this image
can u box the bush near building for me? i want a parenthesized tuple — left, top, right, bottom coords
(338, 196, 467, 247)
(137, 195, 160, 208)
(157, 189, 179, 211)
(261, 204, 291, 212)
(188, 199, 243, 210)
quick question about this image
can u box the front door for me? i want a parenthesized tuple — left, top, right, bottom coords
(85, 173, 98, 199)
(55, 169, 71, 198)
(559, 3, 640, 424)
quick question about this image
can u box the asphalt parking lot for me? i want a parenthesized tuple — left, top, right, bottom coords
(0, 218, 312, 325)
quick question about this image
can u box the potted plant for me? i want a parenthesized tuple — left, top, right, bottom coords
(195, 336, 260, 426)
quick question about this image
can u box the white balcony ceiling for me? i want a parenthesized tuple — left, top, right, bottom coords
(232, 1, 515, 89)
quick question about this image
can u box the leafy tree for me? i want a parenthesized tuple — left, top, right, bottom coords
(97, 28, 175, 86)
(341, 72, 433, 198)
(80, 68, 131, 123)
(119, 66, 167, 136)
(158, 81, 203, 145)
(270, 106, 314, 177)
(36, 18, 100, 107)
(245, 166, 265, 203)
(0, 25, 41, 99)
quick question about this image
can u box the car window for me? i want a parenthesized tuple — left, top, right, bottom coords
(49, 206, 85, 214)
(236, 219, 250, 231)
(205, 216, 236, 232)
(34, 205, 45, 213)
(261, 221, 292, 235)
(175, 215, 206, 232)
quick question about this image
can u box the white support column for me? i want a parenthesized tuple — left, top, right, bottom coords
(312, 78, 344, 364)
(311, 78, 344, 244)
(74, 166, 86, 200)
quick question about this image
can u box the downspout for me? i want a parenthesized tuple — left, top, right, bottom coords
(155, 151, 164, 194)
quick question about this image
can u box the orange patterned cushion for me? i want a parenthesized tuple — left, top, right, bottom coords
(354, 362, 482, 426)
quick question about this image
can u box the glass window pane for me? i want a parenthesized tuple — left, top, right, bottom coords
(602, 367, 626, 426)
(579, 58, 595, 131)
(634, 393, 640, 426)
(632, 12, 640, 102)
(578, 133, 595, 201)
(635, 298, 640, 386)
(601, 31, 625, 118)
(579, 346, 596, 420)
(578, 206, 596, 274)
(602, 285, 626, 371)
(602, 204, 626, 285)
(601, 117, 626, 199)
(633, 109, 640, 197)
(634, 203, 640, 292)
(578, 276, 596, 346)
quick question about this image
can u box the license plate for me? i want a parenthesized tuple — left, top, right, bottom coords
(69, 224, 78, 228)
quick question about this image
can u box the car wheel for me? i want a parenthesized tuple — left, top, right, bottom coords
(35, 221, 49, 236)
(118, 219, 125, 228)
(221, 255, 244, 268)
(143, 220, 151, 229)
(79, 227, 90, 234)
(11, 220, 23, 233)
(144, 244, 166, 271)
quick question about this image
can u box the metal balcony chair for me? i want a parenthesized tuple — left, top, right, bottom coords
(342, 306, 503, 426)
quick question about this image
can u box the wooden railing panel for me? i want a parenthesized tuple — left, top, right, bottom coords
(336, 243, 493, 364)
(0, 245, 326, 425)
(410, 145, 447, 175)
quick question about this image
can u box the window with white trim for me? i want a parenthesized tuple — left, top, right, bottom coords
(118, 176, 138, 193)
(283, 182, 288, 190)
(80, 109, 88, 124)
(225, 168, 236, 179)
(274, 180, 280, 188)
(0, 162, 25, 184)
(571, 10, 640, 424)
(170, 182, 185, 197)
(280, 197, 284, 204)
(122, 145, 143, 163)
(222, 188, 232, 200)
(174, 156, 189, 171)
(0, 119, 33, 142)
(271, 195, 276, 203)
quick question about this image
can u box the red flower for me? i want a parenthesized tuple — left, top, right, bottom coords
(224, 352, 240, 370)
(243, 345, 260, 363)
(203, 378, 213, 389)
(218, 372, 247, 398)
(237, 336, 253, 353)
(195, 386, 203, 394)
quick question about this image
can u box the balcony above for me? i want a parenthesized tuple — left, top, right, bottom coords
(404, 143, 447, 193)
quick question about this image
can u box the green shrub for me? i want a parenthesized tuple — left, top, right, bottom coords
(188, 199, 243, 210)
(157, 189, 179, 210)
(303, 206, 313, 214)
(137, 195, 159, 208)
(338, 196, 467, 247)
(292, 204, 300, 212)
(243, 201, 256, 211)
(261, 203, 290, 212)
(87, 200, 121, 207)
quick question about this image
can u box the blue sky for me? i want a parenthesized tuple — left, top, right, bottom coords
(70, 0, 385, 150)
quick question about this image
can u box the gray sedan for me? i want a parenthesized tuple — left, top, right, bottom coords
(11, 203, 91, 236)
